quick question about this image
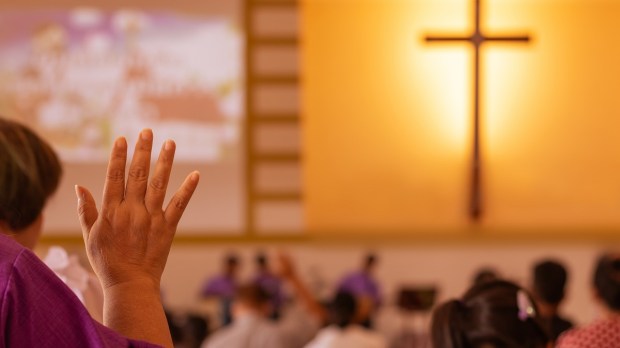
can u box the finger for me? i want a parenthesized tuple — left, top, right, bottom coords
(164, 171, 200, 228)
(102, 137, 127, 209)
(145, 140, 175, 213)
(125, 129, 153, 202)
(76, 185, 98, 240)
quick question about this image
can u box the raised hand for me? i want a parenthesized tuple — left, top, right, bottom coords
(74, 129, 199, 347)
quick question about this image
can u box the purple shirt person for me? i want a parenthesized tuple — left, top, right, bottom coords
(337, 254, 382, 328)
(338, 254, 382, 307)
(253, 253, 285, 320)
(0, 120, 200, 347)
(201, 254, 240, 325)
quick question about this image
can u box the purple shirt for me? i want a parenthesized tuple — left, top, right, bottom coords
(254, 271, 285, 309)
(200, 274, 237, 299)
(0, 234, 159, 347)
(337, 271, 382, 306)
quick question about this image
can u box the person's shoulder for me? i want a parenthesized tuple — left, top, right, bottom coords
(340, 271, 362, 282)
(254, 319, 286, 348)
(259, 317, 283, 335)
(0, 233, 26, 264)
(556, 319, 620, 348)
(0, 235, 57, 291)
(349, 326, 387, 348)
(202, 326, 233, 348)
(303, 326, 340, 348)
(0, 234, 27, 313)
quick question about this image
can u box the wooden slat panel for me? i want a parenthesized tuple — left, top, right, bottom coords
(254, 85, 300, 114)
(255, 162, 302, 193)
(252, 6, 298, 38)
(254, 124, 301, 154)
(255, 153, 300, 162)
(253, 46, 299, 76)
(255, 201, 304, 233)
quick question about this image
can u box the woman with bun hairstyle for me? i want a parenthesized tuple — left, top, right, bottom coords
(431, 280, 549, 348)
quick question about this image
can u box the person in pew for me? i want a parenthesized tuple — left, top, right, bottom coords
(431, 280, 549, 348)
(556, 253, 620, 347)
(0, 118, 199, 347)
(200, 253, 241, 326)
(304, 291, 387, 348)
(203, 253, 325, 348)
(202, 283, 285, 348)
(530, 259, 574, 342)
(253, 251, 285, 320)
(337, 253, 382, 328)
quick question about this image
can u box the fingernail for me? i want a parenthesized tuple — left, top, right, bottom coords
(115, 137, 127, 149)
(74, 185, 83, 201)
(141, 129, 153, 141)
(191, 171, 200, 182)
(164, 139, 174, 150)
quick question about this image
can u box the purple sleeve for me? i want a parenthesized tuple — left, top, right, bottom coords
(201, 277, 220, 296)
(337, 273, 360, 295)
(201, 276, 236, 299)
(337, 273, 383, 306)
(368, 279, 383, 307)
(0, 249, 161, 348)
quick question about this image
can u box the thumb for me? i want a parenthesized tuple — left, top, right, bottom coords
(75, 185, 98, 239)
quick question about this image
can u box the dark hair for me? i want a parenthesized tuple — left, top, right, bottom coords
(329, 291, 358, 329)
(364, 253, 377, 270)
(235, 283, 270, 308)
(533, 259, 568, 305)
(225, 254, 239, 268)
(256, 252, 268, 268)
(431, 280, 549, 348)
(0, 117, 62, 231)
(593, 253, 620, 311)
(472, 267, 499, 286)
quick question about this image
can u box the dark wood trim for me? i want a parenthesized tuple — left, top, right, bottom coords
(250, 0, 299, 7)
(255, 114, 300, 124)
(254, 192, 302, 201)
(250, 37, 299, 46)
(252, 76, 300, 84)
(254, 153, 301, 162)
(244, 0, 256, 236)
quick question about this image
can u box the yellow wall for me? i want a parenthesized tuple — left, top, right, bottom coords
(302, 0, 620, 235)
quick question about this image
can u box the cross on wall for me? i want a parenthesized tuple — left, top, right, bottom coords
(424, 0, 531, 220)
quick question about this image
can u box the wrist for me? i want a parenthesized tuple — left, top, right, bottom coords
(103, 277, 161, 298)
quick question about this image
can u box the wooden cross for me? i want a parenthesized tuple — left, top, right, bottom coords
(424, 0, 530, 220)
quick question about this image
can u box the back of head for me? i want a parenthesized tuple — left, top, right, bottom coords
(533, 259, 568, 305)
(255, 252, 268, 269)
(364, 253, 377, 271)
(224, 253, 239, 273)
(472, 267, 499, 286)
(235, 283, 270, 310)
(329, 291, 358, 329)
(431, 280, 548, 348)
(0, 117, 62, 231)
(593, 253, 620, 311)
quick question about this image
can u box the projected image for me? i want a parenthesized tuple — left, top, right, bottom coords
(0, 9, 243, 162)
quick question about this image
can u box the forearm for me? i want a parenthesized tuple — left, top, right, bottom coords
(103, 280, 172, 348)
(288, 276, 326, 322)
